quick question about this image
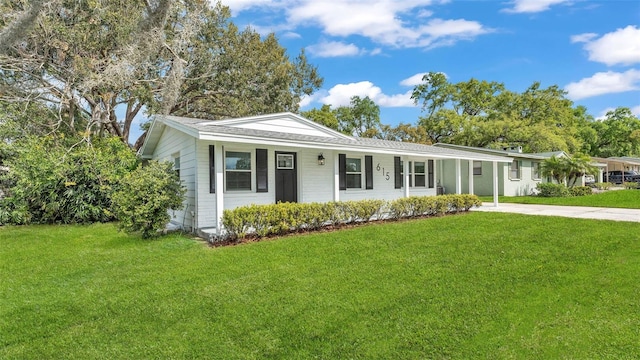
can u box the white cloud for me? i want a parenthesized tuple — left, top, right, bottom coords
(307, 41, 362, 57)
(577, 26, 640, 66)
(596, 105, 640, 120)
(502, 0, 571, 13)
(220, 0, 287, 13)
(565, 69, 640, 100)
(570, 32, 597, 43)
(282, 31, 302, 39)
(319, 81, 415, 108)
(400, 73, 428, 87)
(286, 1, 491, 49)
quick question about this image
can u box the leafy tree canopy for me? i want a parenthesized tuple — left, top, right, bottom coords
(0, 0, 322, 147)
(411, 72, 587, 153)
(583, 107, 640, 157)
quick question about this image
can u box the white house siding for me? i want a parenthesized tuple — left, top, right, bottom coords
(502, 159, 543, 196)
(440, 158, 542, 196)
(340, 153, 436, 202)
(152, 127, 196, 230)
(193, 144, 438, 230)
(298, 149, 335, 203)
(195, 141, 217, 229)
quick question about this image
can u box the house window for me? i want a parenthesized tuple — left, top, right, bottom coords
(225, 151, 252, 191)
(401, 160, 431, 188)
(346, 157, 362, 189)
(414, 161, 426, 187)
(277, 154, 294, 169)
(509, 160, 521, 180)
(473, 161, 482, 176)
(532, 161, 541, 180)
(172, 153, 180, 178)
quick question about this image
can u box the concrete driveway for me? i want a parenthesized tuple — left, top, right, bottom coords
(473, 202, 640, 223)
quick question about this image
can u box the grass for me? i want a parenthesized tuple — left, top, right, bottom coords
(2, 215, 640, 359)
(479, 189, 640, 208)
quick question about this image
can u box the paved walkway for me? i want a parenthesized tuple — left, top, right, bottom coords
(473, 202, 640, 223)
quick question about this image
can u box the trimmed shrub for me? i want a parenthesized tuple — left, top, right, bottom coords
(536, 183, 570, 197)
(221, 194, 481, 241)
(568, 186, 593, 196)
(623, 182, 638, 189)
(112, 161, 186, 238)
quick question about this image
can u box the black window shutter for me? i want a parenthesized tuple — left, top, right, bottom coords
(394, 156, 402, 189)
(256, 149, 268, 192)
(428, 159, 434, 188)
(339, 154, 346, 190)
(365, 155, 373, 189)
(209, 145, 215, 193)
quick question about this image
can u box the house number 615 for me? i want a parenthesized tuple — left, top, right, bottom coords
(376, 163, 390, 181)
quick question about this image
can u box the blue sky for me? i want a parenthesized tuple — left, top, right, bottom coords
(222, 0, 640, 128)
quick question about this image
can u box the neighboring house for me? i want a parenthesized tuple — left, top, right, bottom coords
(593, 156, 640, 174)
(434, 144, 549, 196)
(139, 112, 511, 235)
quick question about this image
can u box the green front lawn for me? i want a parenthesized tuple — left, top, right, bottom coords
(2, 215, 639, 359)
(480, 189, 640, 208)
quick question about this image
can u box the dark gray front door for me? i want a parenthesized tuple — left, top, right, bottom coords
(275, 152, 297, 203)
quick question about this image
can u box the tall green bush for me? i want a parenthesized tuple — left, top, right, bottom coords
(112, 161, 186, 238)
(0, 136, 138, 224)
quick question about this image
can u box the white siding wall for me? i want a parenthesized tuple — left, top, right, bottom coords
(195, 141, 217, 229)
(339, 153, 437, 201)
(192, 143, 438, 231)
(502, 159, 543, 196)
(152, 127, 196, 230)
(298, 150, 335, 203)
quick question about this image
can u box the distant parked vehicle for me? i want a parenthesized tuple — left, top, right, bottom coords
(603, 170, 639, 184)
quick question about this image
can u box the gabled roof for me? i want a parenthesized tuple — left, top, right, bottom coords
(531, 151, 569, 158)
(139, 113, 512, 163)
(433, 143, 547, 160)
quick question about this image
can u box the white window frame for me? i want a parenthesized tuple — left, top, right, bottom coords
(172, 152, 180, 178)
(532, 161, 541, 180)
(224, 150, 253, 191)
(413, 161, 426, 187)
(346, 157, 363, 189)
(509, 160, 521, 180)
(473, 161, 482, 176)
(401, 160, 432, 188)
(276, 154, 294, 170)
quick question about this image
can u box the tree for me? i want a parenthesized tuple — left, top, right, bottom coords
(335, 96, 381, 137)
(0, 136, 138, 225)
(378, 123, 430, 144)
(540, 156, 566, 184)
(0, 0, 322, 147)
(540, 154, 597, 187)
(585, 107, 640, 157)
(301, 104, 339, 131)
(411, 73, 586, 152)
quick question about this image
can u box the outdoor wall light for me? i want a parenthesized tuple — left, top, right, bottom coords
(317, 153, 325, 166)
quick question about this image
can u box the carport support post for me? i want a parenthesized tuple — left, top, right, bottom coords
(492, 161, 499, 207)
(455, 158, 462, 194)
(215, 144, 225, 234)
(404, 157, 410, 198)
(468, 160, 474, 195)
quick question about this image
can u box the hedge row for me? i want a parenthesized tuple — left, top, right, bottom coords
(221, 194, 481, 240)
(536, 183, 593, 197)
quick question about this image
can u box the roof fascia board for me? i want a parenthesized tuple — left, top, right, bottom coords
(199, 134, 511, 162)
